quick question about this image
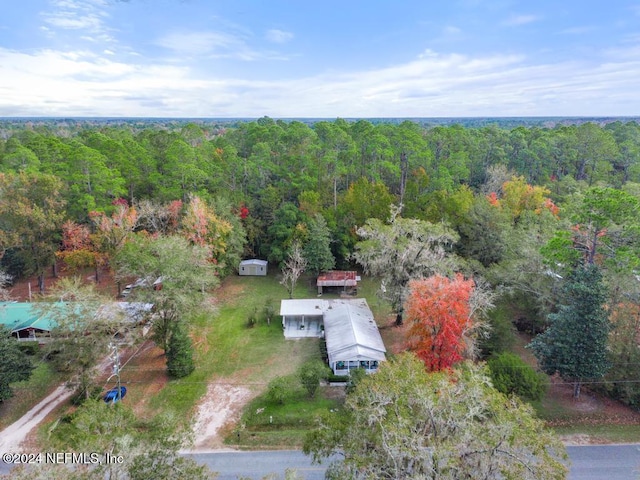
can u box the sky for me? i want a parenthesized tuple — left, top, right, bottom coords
(1, 0, 640, 118)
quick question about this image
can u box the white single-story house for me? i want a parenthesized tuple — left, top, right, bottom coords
(0, 301, 55, 343)
(0, 301, 154, 344)
(279, 298, 386, 375)
(324, 299, 386, 376)
(280, 299, 325, 338)
(239, 259, 268, 276)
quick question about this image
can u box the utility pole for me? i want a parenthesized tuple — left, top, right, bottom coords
(109, 343, 122, 403)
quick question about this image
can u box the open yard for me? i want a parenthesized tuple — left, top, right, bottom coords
(4, 268, 640, 451)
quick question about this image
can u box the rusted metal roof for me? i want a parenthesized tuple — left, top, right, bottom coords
(317, 271, 359, 287)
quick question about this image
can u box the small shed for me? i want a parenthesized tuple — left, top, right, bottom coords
(317, 271, 360, 294)
(239, 259, 268, 276)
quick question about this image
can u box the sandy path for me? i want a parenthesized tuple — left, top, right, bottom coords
(0, 385, 72, 453)
(192, 383, 254, 450)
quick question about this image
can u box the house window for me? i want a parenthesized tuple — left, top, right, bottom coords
(336, 361, 347, 370)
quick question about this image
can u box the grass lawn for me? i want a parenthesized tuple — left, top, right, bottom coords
(0, 360, 64, 431)
(220, 272, 389, 448)
(551, 424, 640, 444)
(148, 273, 322, 419)
(230, 380, 344, 449)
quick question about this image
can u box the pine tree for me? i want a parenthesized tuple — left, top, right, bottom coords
(303, 213, 335, 276)
(166, 322, 195, 379)
(529, 264, 610, 398)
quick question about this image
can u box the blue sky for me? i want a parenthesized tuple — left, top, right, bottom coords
(1, 0, 640, 117)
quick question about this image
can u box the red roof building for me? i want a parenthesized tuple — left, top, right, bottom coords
(316, 271, 360, 294)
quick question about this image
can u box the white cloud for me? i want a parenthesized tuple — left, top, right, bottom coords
(156, 31, 246, 57)
(40, 0, 114, 42)
(502, 14, 540, 27)
(443, 25, 462, 36)
(2, 44, 640, 117)
(265, 29, 293, 44)
(156, 30, 291, 61)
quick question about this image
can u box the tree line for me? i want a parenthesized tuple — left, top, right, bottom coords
(1, 118, 639, 408)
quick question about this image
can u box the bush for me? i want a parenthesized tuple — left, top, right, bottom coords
(346, 367, 367, 394)
(266, 376, 293, 405)
(246, 307, 258, 328)
(327, 373, 348, 383)
(18, 342, 40, 356)
(70, 385, 102, 406)
(262, 300, 275, 326)
(298, 360, 331, 398)
(487, 352, 547, 402)
(479, 303, 516, 358)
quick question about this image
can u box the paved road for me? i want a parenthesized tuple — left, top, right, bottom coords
(188, 446, 640, 480)
(567, 444, 640, 480)
(2, 445, 639, 478)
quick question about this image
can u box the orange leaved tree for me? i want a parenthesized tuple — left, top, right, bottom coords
(405, 274, 476, 372)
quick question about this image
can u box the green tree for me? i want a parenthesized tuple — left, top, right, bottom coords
(298, 359, 330, 398)
(42, 278, 125, 401)
(596, 302, 640, 408)
(529, 265, 610, 398)
(304, 353, 567, 480)
(487, 352, 547, 402)
(0, 172, 66, 291)
(353, 206, 459, 325)
(114, 235, 218, 353)
(266, 376, 292, 405)
(339, 177, 394, 228)
(20, 399, 217, 480)
(303, 214, 335, 276)
(0, 325, 34, 402)
(166, 321, 195, 378)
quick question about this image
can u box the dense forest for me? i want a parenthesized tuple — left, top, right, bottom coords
(1, 117, 639, 408)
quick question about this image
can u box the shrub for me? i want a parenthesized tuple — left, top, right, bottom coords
(246, 307, 258, 328)
(266, 376, 292, 405)
(487, 352, 547, 402)
(18, 342, 40, 356)
(327, 373, 348, 383)
(346, 367, 367, 394)
(262, 300, 275, 326)
(298, 360, 331, 398)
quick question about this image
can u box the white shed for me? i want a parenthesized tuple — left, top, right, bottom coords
(239, 259, 268, 276)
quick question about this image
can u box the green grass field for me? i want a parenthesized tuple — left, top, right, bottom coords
(149, 273, 322, 419)
(0, 360, 64, 431)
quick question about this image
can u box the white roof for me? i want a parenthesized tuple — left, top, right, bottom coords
(97, 302, 154, 323)
(280, 299, 326, 317)
(240, 259, 268, 266)
(324, 299, 386, 363)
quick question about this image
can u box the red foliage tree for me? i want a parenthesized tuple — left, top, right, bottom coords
(404, 274, 475, 371)
(56, 220, 99, 274)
